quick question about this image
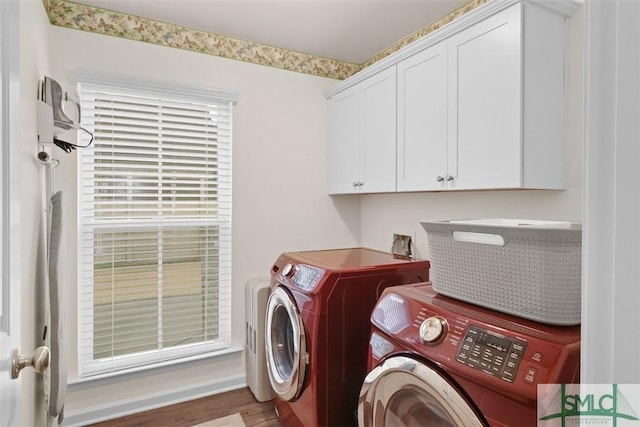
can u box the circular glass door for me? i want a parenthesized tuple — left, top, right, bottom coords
(265, 286, 307, 401)
(358, 355, 488, 427)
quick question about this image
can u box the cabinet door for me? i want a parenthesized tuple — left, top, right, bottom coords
(361, 67, 397, 193)
(327, 86, 360, 194)
(448, 4, 522, 190)
(397, 43, 448, 191)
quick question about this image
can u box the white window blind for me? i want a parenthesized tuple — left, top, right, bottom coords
(77, 76, 236, 377)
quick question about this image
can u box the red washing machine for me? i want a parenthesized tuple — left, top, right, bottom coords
(358, 283, 581, 427)
(265, 248, 430, 427)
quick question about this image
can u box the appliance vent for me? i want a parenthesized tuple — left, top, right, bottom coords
(245, 278, 273, 402)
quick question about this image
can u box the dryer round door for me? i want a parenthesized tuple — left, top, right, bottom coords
(265, 286, 307, 401)
(358, 355, 488, 427)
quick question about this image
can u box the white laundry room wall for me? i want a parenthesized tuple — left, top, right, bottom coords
(47, 25, 361, 419)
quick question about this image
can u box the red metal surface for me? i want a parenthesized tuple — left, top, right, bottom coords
(366, 283, 581, 426)
(269, 248, 430, 427)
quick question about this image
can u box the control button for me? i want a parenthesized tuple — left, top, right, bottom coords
(512, 343, 525, 352)
(502, 369, 514, 379)
(419, 317, 447, 343)
(524, 367, 538, 384)
(282, 263, 296, 278)
(532, 351, 543, 362)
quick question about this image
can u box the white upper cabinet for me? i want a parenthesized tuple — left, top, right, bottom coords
(325, 0, 577, 194)
(327, 66, 396, 194)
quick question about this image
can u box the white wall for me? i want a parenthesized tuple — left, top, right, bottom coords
(47, 26, 361, 418)
(359, 7, 584, 259)
(19, 1, 51, 425)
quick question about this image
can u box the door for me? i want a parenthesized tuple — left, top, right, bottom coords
(265, 286, 307, 401)
(358, 355, 487, 427)
(327, 86, 360, 194)
(397, 42, 448, 191)
(447, 4, 522, 190)
(360, 66, 396, 193)
(0, 1, 21, 425)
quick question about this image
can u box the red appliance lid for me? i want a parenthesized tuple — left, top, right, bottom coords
(285, 247, 427, 270)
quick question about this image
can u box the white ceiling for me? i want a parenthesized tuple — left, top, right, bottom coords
(73, 0, 469, 64)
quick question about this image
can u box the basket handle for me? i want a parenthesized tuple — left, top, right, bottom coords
(452, 231, 505, 246)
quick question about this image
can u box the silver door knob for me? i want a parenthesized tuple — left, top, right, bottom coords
(11, 346, 50, 379)
(446, 175, 454, 181)
(436, 176, 444, 182)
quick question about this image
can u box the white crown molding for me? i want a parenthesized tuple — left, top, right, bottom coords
(528, 0, 581, 18)
(323, 0, 579, 98)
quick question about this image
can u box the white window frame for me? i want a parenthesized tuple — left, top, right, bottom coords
(76, 71, 238, 377)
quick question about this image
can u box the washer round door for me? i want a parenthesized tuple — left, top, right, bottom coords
(358, 355, 488, 427)
(265, 286, 307, 401)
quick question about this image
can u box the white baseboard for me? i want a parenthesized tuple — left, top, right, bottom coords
(63, 374, 246, 426)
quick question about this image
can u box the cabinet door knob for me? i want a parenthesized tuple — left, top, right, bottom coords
(446, 175, 454, 181)
(436, 176, 445, 182)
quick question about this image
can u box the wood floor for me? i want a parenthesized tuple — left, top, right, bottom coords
(88, 387, 282, 427)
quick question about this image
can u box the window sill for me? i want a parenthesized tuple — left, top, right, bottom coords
(67, 346, 244, 392)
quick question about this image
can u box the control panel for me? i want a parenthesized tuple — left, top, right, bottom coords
(282, 263, 325, 291)
(456, 326, 527, 383)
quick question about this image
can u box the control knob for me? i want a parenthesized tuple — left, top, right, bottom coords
(419, 316, 447, 344)
(282, 263, 296, 278)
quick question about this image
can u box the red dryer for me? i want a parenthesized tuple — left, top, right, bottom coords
(358, 283, 581, 427)
(265, 248, 430, 427)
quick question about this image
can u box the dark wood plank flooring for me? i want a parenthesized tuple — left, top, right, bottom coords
(87, 387, 282, 427)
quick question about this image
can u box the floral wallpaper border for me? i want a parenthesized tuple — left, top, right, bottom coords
(44, 0, 484, 80)
(362, 0, 486, 69)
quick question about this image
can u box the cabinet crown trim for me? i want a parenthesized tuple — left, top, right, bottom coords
(323, 0, 579, 99)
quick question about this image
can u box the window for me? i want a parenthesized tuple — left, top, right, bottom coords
(77, 74, 237, 376)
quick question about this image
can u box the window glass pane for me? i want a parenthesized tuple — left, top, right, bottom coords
(161, 227, 220, 347)
(93, 229, 160, 358)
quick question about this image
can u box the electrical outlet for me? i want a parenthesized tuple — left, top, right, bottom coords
(392, 234, 413, 258)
